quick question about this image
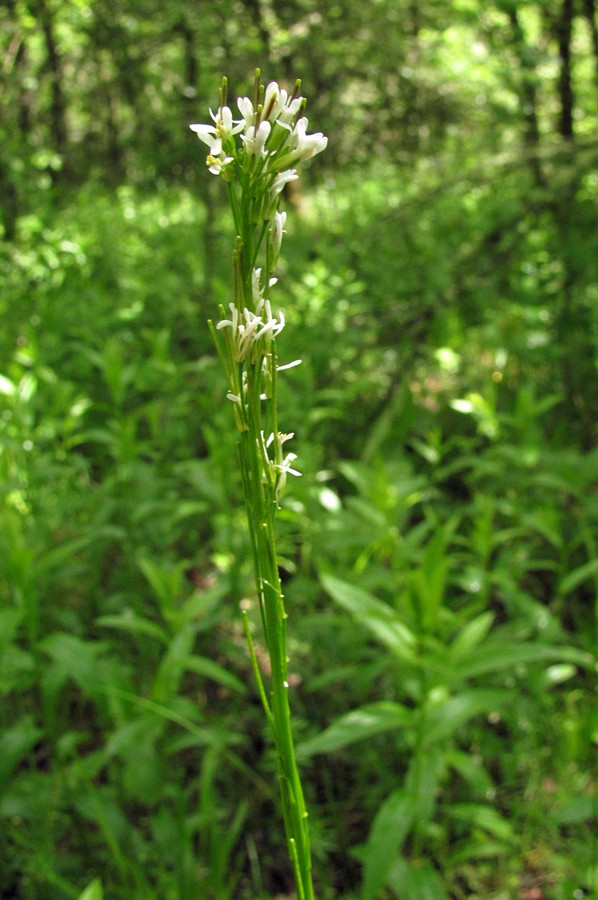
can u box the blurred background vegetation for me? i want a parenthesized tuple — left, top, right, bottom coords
(1, 1, 597, 898)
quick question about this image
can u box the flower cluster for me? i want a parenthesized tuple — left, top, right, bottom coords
(263, 431, 301, 502)
(198, 73, 326, 502)
(190, 75, 327, 193)
(216, 277, 285, 365)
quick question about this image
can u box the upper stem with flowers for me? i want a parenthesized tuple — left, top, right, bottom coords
(193, 71, 327, 500)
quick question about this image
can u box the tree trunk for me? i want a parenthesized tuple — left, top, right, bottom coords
(29, 0, 68, 173)
(555, 0, 575, 139)
(581, 0, 598, 88)
(508, 7, 545, 185)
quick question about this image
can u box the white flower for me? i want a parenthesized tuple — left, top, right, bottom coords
(277, 95, 303, 126)
(237, 96, 257, 128)
(270, 210, 287, 259)
(206, 150, 234, 175)
(271, 169, 298, 196)
(277, 452, 301, 478)
(190, 123, 219, 148)
(190, 105, 243, 143)
(216, 300, 285, 363)
(239, 83, 302, 130)
(263, 431, 301, 502)
(262, 81, 284, 120)
(242, 120, 271, 156)
(272, 116, 327, 170)
(213, 105, 244, 139)
(277, 358, 301, 371)
(190, 106, 242, 175)
(263, 82, 304, 126)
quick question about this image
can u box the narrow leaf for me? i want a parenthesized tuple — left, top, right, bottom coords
(450, 611, 495, 659)
(77, 879, 103, 900)
(297, 701, 411, 759)
(422, 689, 508, 744)
(559, 558, 598, 596)
(387, 857, 448, 900)
(321, 574, 417, 663)
(183, 655, 246, 694)
(361, 790, 416, 900)
(96, 611, 169, 645)
(456, 641, 593, 680)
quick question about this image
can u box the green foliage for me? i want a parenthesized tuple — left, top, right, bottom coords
(1, 1, 598, 897)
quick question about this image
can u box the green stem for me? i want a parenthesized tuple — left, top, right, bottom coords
(237, 361, 313, 899)
(215, 116, 315, 896)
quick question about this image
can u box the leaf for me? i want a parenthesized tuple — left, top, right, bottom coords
(96, 611, 169, 645)
(0, 716, 44, 791)
(404, 747, 445, 826)
(40, 634, 107, 689)
(0, 644, 37, 694)
(40, 633, 132, 709)
(449, 611, 495, 659)
(78, 879, 103, 900)
(321, 574, 417, 663)
(0, 608, 23, 651)
(183, 655, 245, 694)
(422, 689, 509, 744)
(34, 534, 96, 579)
(410, 521, 456, 629)
(446, 749, 493, 796)
(361, 790, 416, 900)
(558, 558, 598, 596)
(152, 625, 196, 700)
(455, 640, 593, 680)
(447, 803, 515, 842)
(297, 701, 411, 759)
(552, 795, 596, 826)
(387, 857, 448, 900)
(0, 373, 16, 396)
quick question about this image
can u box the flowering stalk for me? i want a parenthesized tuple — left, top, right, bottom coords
(191, 71, 326, 899)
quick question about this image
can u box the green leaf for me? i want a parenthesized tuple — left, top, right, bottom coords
(411, 521, 456, 629)
(446, 749, 493, 796)
(361, 790, 416, 900)
(35, 534, 96, 579)
(183, 655, 246, 694)
(387, 857, 448, 899)
(558, 558, 598, 596)
(297, 701, 411, 759)
(0, 716, 44, 792)
(552, 795, 596, 826)
(96, 610, 169, 645)
(152, 625, 196, 700)
(0, 373, 16, 396)
(405, 747, 445, 826)
(455, 641, 592, 680)
(450, 611, 495, 659)
(422, 689, 509, 744)
(40, 633, 131, 708)
(321, 574, 417, 663)
(447, 803, 515, 842)
(78, 879, 103, 900)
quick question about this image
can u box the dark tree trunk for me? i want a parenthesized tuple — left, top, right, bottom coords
(581, 0, 598, 87)
(508, 7, 545, 185)
(555, 0, 575, 139)
(29, 0, 68, 174)
(179, 21, 198, 94)
(0, 161, 19, 240)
